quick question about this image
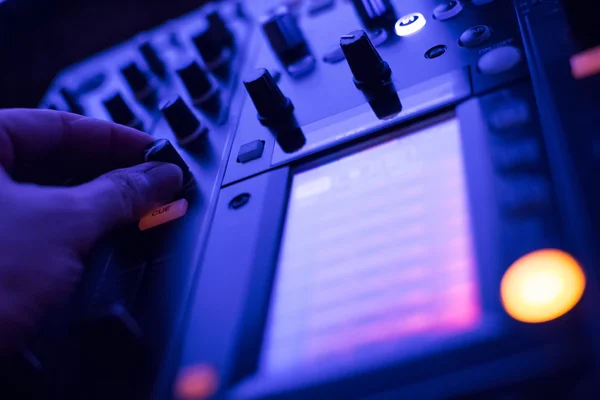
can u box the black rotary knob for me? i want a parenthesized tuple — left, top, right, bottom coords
(351, 0, 398, 32)
(341, 30, 401, 119)
(144, 139, 193, 185)
(340, 30, 392, 89)
(160, 97, 208, 147)
(59, 88, 84, 115)
(244, 68, 292, 121)
(262, 9, 314, 75)
(243, 68, 306, 153)
(103, 93, 143, 131)
(139, 42, 167, 79)
(121, 63, 156, 106)
(193, 26, 232, 80)
(176, 61, 221, 115)
(207, 10, 235, 48)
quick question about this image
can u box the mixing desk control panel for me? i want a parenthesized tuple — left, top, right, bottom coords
(2, 0, 598, 398)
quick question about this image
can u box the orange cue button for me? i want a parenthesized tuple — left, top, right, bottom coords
(139, 199, 189, 231)
(174, 364, 219, 400)
(501, 249, 586, 324)
(571, 45, 600, 80)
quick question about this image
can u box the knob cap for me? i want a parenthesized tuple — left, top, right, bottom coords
(139, 42, 167, 79)
(262, 10, 314, 72)
(244, 68, 305, 153)
(103, 93, 143, 131)
(59, 88, 84, 115)
(193, 27, 232, 80)
(340, 30, 392, 89)
(176, 61, 221, 115)
(160, 97, 208, 146)
(207, 10, 235, 48)
(244, 68, 293, 121)
(121, 63, 156, 106)
(144, 139, 193, 184)
(351, 0, 397, 32)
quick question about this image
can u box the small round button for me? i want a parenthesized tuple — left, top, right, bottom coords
(433, 1, 463, 21)
(459, 25, 492, 48)
(478, 46, 522, 75)
(323, 46, 346, 64)
(367, 29, 389, 47)
(395, 12, 427, 37)
(425, 44, 447, 59)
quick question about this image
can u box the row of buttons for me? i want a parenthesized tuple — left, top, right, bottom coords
(484, 90, 552, 215)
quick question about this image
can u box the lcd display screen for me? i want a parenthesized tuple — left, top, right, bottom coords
(261, 118, 482, 374)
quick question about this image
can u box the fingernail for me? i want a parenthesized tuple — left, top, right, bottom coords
(143, 162, 184, 203)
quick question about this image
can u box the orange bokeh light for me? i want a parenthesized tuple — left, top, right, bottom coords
(501, 249, 586, 324)
(174, 364, 219, 400)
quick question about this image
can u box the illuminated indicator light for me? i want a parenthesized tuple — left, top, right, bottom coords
(395, 13, 427, 37)
(174, 364, 218, 400)
(570, 45, 600, 80)
(139, 199, 188, 231)
(501, 249, 586, 323)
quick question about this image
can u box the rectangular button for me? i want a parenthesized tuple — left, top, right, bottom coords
(237, 140, 265, 163)
(139, 199, 188, 231)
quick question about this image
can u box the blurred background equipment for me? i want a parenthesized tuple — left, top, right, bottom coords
(0, 0, 211, 108)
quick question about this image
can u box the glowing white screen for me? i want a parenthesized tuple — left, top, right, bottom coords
(261, 118, 481, 374)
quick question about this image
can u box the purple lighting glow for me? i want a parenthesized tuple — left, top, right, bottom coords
(261, 118, 482, 374)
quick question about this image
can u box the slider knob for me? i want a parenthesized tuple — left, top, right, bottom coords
(340, 30, 401, 119)
(59, 88, 84, 115)
(351, 0, 398, 33)
(103, 93, 144, 131)
(244, 68, 305, 153)
(207, 10, 235, 48)
(139, 42, 167, 79)
(193, 26, 232, 80)
(176, 61, 221, 116)
(121, 63, 157, 107)
(160, 97, 208, 148)
(262, 9, 315, 77)
(340, 30, 392, 89)
(144, 139, 193, 186)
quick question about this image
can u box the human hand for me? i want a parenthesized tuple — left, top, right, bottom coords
(0, 109, 183, 357)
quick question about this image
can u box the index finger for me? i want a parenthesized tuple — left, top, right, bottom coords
(0, 109, 153, 174)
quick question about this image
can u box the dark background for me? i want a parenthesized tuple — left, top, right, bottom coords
(0, 0, 209, 109)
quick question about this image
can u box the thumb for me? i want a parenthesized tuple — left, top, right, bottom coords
(72, 162, 183, 248)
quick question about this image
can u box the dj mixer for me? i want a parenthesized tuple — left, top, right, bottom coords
(4, 0, 600, 398)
